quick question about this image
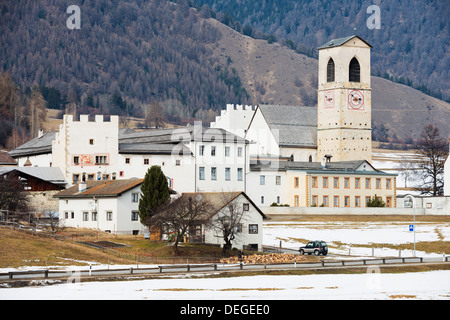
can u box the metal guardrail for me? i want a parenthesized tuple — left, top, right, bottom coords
(1, 256, 448, 282)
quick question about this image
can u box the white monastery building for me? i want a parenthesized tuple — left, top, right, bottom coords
(10, 35, 398, 211)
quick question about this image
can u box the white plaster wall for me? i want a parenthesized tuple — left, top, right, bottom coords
(210, 104, 256, 138)
(204, 194, 264, 250)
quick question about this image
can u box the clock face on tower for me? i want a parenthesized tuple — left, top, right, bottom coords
(347, 90, 365, 110)
(324, 90, 335, 109)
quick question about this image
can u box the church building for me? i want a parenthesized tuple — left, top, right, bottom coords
(212, 35, 397, 208)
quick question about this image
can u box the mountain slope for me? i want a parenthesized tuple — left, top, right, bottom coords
(195, 0, 450, 102)
(205, 17, 450, 141)
(0, 0, 448, 142)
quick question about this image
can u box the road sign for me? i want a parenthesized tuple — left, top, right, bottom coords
(409, 225, 414, 231)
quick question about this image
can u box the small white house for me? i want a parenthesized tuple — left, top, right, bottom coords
(55, 179, 146, 235)
(179, 192, 267, 251)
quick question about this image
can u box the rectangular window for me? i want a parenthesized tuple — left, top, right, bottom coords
(355, 196, 361, 207)
(355, 178, 360, 189)
(312, 195, 318, 207)
(71, 212, 74, 219)
(83, 212, 89, 221)
(276, 176, 281, 185)
(144, 158, 149, 165)
(294, 195, 299, 207)
(131, 193, 139, 203)
(323, 177, 328, 188)
(237, 168, 243, 181)
(323, 195, 329, 207)
(260, 175, 265, 185)
(277, 196, 280, 204)
(225, 168, 230, 181)
(237, 147, 243, 157)
(225, 146, 230, 157)
(243, 203, 249, 211)
(89, 139, 94, 145)
(333, 196, 339, 207)
(87, 174, 95, 181)
(312, 176, 318, 188)
(106, 211, 113, 221)
(131, 211, 139, 221)
(211, 146, 216, 156)
(344, 177, 350, 189)
(199, 167, 205, 180)
(211, 167, 217, 180)
(73, 174, 80, 184)
(199, 145, 205, 156)
(92, 212, 97, 221)
(344, 196, 350, 207)
(365, 196, 371, 206)
(294, 177, 299, 188)
(249, 224, 258, 234)
(175, 159, 181, 166)
(73, 156, 79, 165)
(261, 196, 264, 204)
(333, 177, 339, 188)
(386, 178, 392, 189)
(95, 155, 108, 165)
(376, 178, 381, 189)
(365, 178, 371, 189)
(65, 212, 69, 219)
(125, 157, 130, 164)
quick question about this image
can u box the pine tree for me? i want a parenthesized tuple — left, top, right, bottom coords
(138, 165, 170, 227)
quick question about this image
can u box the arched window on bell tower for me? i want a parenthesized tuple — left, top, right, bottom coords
(326, 58, 335, 82)
(349, 57, 360, 82)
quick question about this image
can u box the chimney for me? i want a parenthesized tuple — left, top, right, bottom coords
(79, 181, 87, 192)
(79, 173, 87, 192)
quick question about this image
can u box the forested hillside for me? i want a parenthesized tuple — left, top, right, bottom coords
(0, 0, 449, 149)
(195, 0, 450, 102)
(0, 0, 249, 125)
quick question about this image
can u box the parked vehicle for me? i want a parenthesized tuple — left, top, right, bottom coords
(299, 241, 328, 256)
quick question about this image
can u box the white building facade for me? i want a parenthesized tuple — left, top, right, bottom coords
(55, 179, 146, 235)
(10, 115, 250, 194)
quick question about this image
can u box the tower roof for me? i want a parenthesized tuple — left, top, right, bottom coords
(317, 35, 372, 50)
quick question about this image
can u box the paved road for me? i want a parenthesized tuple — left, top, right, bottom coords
(1, 256, 447, 283)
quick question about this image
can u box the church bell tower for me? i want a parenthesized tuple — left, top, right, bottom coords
(317, 35, 372, 162)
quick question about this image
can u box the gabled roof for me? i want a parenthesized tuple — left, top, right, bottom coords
(54, 179, 143, 198)
(179, 191, 268, 220)
(317, 35, 372, 50)
(256, 105, 317, 148)
(251, 160, 397, 176)
(119, 126, 247, 145)
(0, 166, 67, 185)
(9, 132, 56, 158)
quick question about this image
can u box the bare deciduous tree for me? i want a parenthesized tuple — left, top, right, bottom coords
(147, 194, 214, 255)
(415, 124, 448, 196)
(205, 193, 246, 255)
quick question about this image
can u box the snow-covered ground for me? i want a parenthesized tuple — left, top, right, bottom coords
(1, 271, 449, 300)
(372, 151, 425, 195)
(1, 218, 449, 300)
(264, 220, 450, 258)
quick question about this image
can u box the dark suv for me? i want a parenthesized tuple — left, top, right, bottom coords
(299, 241, 328, 256)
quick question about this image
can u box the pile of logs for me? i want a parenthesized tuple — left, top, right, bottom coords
(220, 252, 306, 264)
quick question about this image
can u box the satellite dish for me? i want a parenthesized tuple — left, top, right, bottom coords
(196, 194, 203, 201)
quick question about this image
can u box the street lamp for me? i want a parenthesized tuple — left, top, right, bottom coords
(404, 195, 416, 257)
